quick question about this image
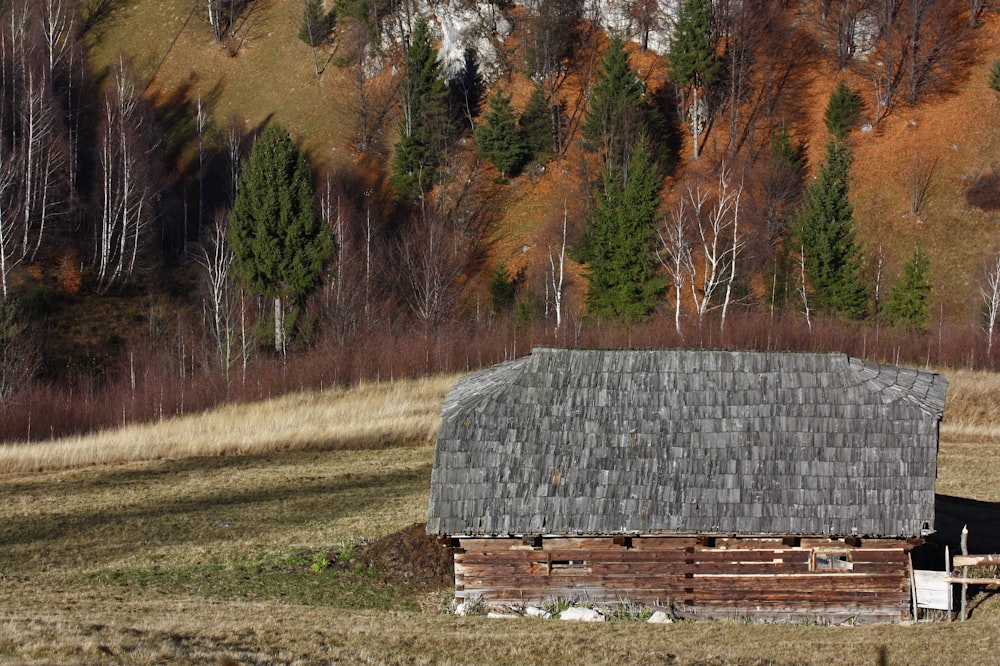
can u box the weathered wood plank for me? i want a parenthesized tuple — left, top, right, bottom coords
(953, 554, 1000, 567)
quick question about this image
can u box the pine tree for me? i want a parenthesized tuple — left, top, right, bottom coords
(476, 90, 529, 178)
(667, 0, 720, 160)
(488, 262, 517, 313)
(582, 33, 645, 163)
(823, 80, 863, 142)
(299, 0, 334, 47)
(391, 17, 451, 201)
(229, 124, 334, 353)
(585, 137, 665, 321)
(989, 59, 1000, 93)
(884, 245, 932, 330)
(792, 139, 869, 319)
(582, 33, 669, 176)
(519, 84, 556, 163)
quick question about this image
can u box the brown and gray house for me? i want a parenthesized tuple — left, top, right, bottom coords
(427, 347, 949, 623)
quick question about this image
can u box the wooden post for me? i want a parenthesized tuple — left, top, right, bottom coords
(945, 545, 952, 620)
(908, 552, 918, 621)
(960, 525, 969, 621)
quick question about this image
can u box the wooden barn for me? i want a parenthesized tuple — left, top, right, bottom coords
(427, 347, 949, 623)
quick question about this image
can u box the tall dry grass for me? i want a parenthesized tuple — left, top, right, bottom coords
(0, 374, 461, 475)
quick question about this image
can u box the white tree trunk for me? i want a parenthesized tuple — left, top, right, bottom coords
(274, 294, 285, 354)
(719, 172, 744, 332)
(548, 201, 568, 333)
(657, 197, 694, 337)
(981, 254, 1000, 359)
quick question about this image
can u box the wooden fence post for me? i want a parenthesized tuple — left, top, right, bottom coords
(960, 525, 969, 621)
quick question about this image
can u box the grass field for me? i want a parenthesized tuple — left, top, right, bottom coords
(1, 369, 999, 664)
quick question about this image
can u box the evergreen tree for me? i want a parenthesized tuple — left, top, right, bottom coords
(519, 84, 556, 163)
(667, 0, 720, 160)
(585, 137, 665, 321)
(391, 17, 451, 201)
(823, 80, 863, 142)
(989, 59, 1000, 93)
(476, 90, 529, 178)
(884, 245, 932, 330)
(582, 33, 669, 176)
(299, 0, 334, 47)
(229, 124, 334, 353)
(488, 262, 517, 313)
(792, 139, 869, 319)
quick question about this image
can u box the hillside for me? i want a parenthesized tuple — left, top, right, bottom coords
(82, 0, 1000, 323)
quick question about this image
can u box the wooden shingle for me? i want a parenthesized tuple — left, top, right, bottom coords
(428, 348, 947, 538)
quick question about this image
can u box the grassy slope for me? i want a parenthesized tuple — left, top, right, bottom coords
(0, 370, 999, 664)
(88, 0, 357, 170)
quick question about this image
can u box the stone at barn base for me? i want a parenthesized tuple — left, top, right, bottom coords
(559, 607, 604, 622)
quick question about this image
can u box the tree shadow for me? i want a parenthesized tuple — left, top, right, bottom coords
(0, 451, 433, 556)
(965, 165, 1000, 212)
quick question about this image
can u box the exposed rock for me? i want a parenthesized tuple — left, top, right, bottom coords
(525, 606, 551, 619)
(559, 607, 604, 622)
(648, 610, 673, 624)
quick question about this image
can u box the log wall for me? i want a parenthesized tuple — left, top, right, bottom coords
(453, 535, 915, 623)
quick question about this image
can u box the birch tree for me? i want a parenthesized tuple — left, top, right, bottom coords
(193, 213, 238, 377)
(982, 253, 1000, 360)
(548, 200, 568, 333)
(657, 196, 694, 336)
(94, 60, 156, 294)
(676, 165, 745, 327)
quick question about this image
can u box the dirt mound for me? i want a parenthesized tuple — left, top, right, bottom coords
(347, 522, 454, 591)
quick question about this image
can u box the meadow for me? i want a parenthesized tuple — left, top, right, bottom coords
(0, 368, 998, 665)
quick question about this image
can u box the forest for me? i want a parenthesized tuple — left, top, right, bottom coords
(0, 0, 999, 441)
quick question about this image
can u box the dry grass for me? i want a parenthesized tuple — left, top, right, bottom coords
(937, 368, 1000, 501)
(0, 374, 460, 474)
(0, 370, 999, 664)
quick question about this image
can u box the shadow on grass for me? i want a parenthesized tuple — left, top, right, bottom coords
(0, 450, 432, 558)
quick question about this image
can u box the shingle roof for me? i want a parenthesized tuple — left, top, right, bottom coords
(427, 348, 948, 538)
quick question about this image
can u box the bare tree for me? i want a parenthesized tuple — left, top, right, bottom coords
(657, 197, 694, 337)
(867, 0, 904, 121)
(224, 114, 243, 206)
(982, 252, 1000, 360)
(901, 0, 968, 107)
(907, 151, 938, 217)
(547, 200, 568, 333)
(818, 0, 870, 70)
(677, 165, 745, 327)
(0, 3, 73, 288)
(798, 242, 812, 331)
(628, 0, 661, 52)
(397, 154, 495, 332)
(867, 0, 972, 120)
(398, 211, 468, 331)
(0, 146, 19, 299)
(40, 0, 74, 78)
(713, 0, 811, 161)
(343, 18, 395, 154)
(205, 0, 252, 43)
(193, 212, 237, 378)
(93, 59, 157, 294)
